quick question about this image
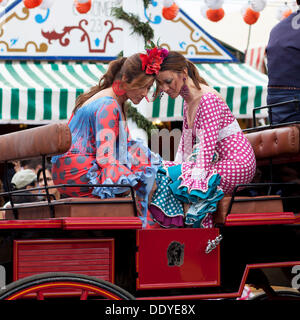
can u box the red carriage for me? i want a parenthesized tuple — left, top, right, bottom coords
(0, 105, 300, 301)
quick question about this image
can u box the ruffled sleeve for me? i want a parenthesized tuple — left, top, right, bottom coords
(94, 101, 134, 181)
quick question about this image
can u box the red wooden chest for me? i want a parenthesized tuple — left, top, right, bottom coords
(136, 228, 220, 290)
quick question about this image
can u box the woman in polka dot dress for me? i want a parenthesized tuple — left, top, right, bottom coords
(149, 51, 256, 228)
(51, 53, 162, 228)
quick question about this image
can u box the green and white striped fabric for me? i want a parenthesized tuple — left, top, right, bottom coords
(0, 61, 268, 124)
(146, 62, 268, 121)
(0, 61, 106, 124)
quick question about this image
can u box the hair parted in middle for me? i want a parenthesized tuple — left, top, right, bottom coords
(74, 53, 155, 113)
(158, 51, 208, 89)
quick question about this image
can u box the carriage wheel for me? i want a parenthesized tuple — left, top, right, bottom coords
(0, 272, 135, 300)
(250, 290, 300, 301)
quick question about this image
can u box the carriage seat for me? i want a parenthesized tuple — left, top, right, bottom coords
(215, 125, 300, 224)
(245, 124, 300, 165)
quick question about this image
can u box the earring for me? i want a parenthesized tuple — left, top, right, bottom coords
(180, 77, 190, 99)
(112, 80, 126, 96)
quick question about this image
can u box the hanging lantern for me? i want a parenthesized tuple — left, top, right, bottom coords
(250, 0, 266, 12)
(75, 0, 92, 14)
(162, 2, 179, 20)
(39, 0, 55, 10)
(283, 9, 292, 18)
(205, 0, 224, 10)
(206, 8, 225, 22)
(0, 0, 9, 7)
(23, 0, 43, 8)
(243, 7, 260, 25)
(277, 4, 292, 21)
(163, 0, 174, 8)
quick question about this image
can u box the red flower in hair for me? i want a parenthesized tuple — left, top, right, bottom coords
(140, 47, 167, 75)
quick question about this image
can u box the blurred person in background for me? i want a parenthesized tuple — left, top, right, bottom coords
(37, 164, 60, 200)
(0, 169, 38, 219)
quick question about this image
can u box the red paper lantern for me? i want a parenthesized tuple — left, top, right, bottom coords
(75, 0, 92, 14)
(23, 0, 42, 9)
(206, 8, 225, 22)
(0, 0, 9, 6)
(243, 7, 260, 25)
(162, 2, 179, 20)
(282, 9, 292, 19)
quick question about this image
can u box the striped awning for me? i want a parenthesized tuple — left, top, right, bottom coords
(0, 61, 106, 124)
(143, 62, 268, 121)
(0, 61, 268, 124)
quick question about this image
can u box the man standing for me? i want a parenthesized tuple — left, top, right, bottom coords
(266, 0, 300, 124)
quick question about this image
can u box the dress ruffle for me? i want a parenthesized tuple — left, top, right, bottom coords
(168, 164, 224, 228)
(86, 160, 138, 198)
(185, 188, 224, 227)
(150, 161, 224, 228)
(149, 205, 184, 228)
(150, 167, 185, 228)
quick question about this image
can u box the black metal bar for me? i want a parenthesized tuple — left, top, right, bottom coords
(244, 120, 300, 134)
(4, 161, 18, 219)
(252, 99, 300, 128)
(3, 198, 138, 210)
(0, 183, 137, 197)
(41, 155, 55, 218)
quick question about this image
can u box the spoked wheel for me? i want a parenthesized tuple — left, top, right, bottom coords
(0, 272, 135, 300)
(250, 290, 300, 301)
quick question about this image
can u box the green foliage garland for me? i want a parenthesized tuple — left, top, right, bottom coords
(143, 0, 151, 9)
(111, 7, 154, 44)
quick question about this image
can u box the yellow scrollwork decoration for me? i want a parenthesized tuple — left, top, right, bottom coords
(171, 16, 222, 56)
(0, 7, 48, 53)
(0, 41, 48, 52)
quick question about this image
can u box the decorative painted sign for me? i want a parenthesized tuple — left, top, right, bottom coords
(0, 0, 237, 62)
(0, 0, 124, 60)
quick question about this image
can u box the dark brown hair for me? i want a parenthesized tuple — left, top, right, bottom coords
(159, 51, 208, 89)
(74, 54, 155, 113)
